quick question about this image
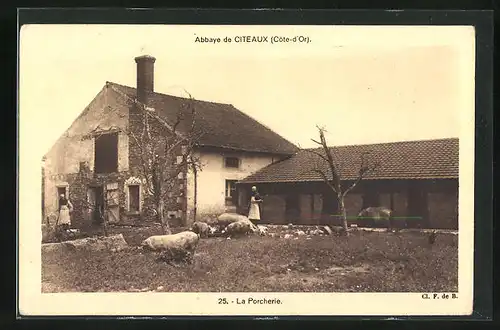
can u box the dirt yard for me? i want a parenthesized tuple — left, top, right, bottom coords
(41, 225, 458, 293)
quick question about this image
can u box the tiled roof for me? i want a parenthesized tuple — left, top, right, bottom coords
(108, 82, 298, 155)
(239, 138, 459, 183)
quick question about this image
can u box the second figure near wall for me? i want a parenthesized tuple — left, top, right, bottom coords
(248, 185, 263, 226)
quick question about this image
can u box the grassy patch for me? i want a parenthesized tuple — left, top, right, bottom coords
(42, 230, 457, 293)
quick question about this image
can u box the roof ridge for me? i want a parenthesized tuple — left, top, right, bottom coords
(303, 137, 459, 150)
(106, 81, 234, 107)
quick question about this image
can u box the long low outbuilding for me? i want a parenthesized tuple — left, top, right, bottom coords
(236, 138, 459, 230)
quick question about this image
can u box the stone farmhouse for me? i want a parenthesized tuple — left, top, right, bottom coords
(41, 54, 298, 228)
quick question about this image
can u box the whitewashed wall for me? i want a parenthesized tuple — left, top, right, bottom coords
(185, 149, 282, 223)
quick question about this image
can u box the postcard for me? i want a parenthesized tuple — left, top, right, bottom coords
(18, 23, 476, 316)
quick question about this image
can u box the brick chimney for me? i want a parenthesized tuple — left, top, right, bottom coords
(134, 55, 156, 104)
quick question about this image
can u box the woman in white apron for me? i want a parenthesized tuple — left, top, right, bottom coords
(248, 186, 263, 226)
(58, 194, 73, 230)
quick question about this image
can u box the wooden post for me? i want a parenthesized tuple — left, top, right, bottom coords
(310, 193, 314, 222)
(193, 165, 198, 223)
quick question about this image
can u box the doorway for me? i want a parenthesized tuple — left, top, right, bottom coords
(407, 186, 429, 228)
(285, 193, 300, 223)
(87, 186, 104, 225)
(106, 185, 120, 223)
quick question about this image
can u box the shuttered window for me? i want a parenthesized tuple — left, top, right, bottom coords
(128, 185, 140, 212)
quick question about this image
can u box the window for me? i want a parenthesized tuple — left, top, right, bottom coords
(225, 180, 237, 200)
(224, 157, 240, 168)
(128, 185, 140, 212)
(94, 132, 119, 173)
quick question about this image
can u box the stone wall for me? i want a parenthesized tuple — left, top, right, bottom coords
(123, 103, 186, 225)
(64, 162, 131, 228)
(43, 86, 188, 229)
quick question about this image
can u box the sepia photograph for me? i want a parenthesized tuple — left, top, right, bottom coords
(18, 23, 477, 316)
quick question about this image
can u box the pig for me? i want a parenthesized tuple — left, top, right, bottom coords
(141, 231, 200, 263)
(222, 219, 258, 237)
(190, 221, 211, 238)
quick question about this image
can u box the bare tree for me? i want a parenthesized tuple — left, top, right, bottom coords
(307, 125, 379, 235)
(127, 92, 204, 234)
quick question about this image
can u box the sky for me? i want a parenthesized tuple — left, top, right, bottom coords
(19, 25, 475, 161)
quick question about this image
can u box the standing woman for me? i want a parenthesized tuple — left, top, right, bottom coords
(248, 186, 263, 226)
(58, 193, 73, 231)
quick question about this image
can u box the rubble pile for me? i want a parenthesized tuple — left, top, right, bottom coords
(259, 224, 345, 238)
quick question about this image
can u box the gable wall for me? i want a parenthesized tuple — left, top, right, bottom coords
(42, 85, 131, 224)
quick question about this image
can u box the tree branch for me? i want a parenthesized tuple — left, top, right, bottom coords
(342, 177, 363, 197)
(317, 126, 340, 189)
(123, 88, 207, 223)
(304, 148, 330, 164)
(312, 169, 337, 194)
(342, 152, 378, 197)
